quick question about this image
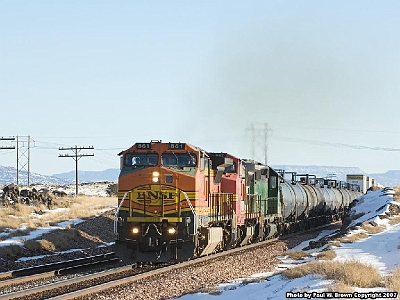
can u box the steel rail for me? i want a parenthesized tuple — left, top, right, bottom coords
(0, 271, 56, 289)
(0, 254, 118, 290)
(0, 265, 134, 300)
(0, 252, 116, 280)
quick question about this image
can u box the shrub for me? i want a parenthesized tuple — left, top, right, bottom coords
(316, 250, 336, 260)
(394, 187, 400, 202)
(361, 223, 386, 234)
(336, 232, 368, 243)
(285, 251, 311, 260)
(385, 268, 400, 292)
(328, 241, 341, 247)
(389, 216, 400, 226)
(39, 239, 56, 252)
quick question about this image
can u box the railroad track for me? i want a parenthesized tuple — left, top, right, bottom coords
(0, 222, 340, 300)
(0, 253, 124, 299)
(0, 239, 280, 300)
(0, 252, 117, 280)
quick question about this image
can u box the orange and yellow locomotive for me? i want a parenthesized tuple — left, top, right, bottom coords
(115, 140, 234, 262)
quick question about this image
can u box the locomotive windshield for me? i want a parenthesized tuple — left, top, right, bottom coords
(161, 153, 197, 167)
(225, 162, 237, 173)
(125, 153, 158, 167)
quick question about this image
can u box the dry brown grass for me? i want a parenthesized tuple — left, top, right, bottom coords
(385, 268, 400, 292)
(0, 196, 116, 235)
(49, 196, 116, 221)
(285, 251, 311, 260)
(316, 250, 336, 260)
(283, 261, 384, 288)
(389, 215, 400, 226)
(361, 223, 386, 234)
(39, 239, 56, 252)
(0, 204, 36, 230)
(336, 232, 369, 243)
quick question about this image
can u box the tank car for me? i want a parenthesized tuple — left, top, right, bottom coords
(277, 171, 361, 233)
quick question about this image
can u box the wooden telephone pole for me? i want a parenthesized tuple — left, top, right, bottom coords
(59, 146, 94, 196)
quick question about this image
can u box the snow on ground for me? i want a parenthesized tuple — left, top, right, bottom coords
(34, 181, 113, 197)
(0, 216, 85, 248)
(175, 188, 400, 300)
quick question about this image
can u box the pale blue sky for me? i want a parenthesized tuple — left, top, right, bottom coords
(1, 1, 399, 176)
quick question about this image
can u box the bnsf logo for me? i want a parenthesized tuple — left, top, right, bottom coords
(137, 191, 175, 200)
(134, 190, 177, 206)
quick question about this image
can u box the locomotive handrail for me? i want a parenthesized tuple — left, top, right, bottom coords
(180, 190, 197, 235)
(114, 191, 130, 235)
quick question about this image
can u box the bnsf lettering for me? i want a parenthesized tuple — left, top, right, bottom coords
(137, 191, 175, 200)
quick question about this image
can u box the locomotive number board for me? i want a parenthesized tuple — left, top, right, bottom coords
(169, 143, 186, 150)
(136, 143, 152, 149)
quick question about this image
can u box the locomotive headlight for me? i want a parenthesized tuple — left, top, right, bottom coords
(132, 227, 140, 234)
(152, 171, 160, 182)
(167, 227, 176, 234)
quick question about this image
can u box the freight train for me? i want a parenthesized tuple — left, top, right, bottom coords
(114, 141, 361, 263)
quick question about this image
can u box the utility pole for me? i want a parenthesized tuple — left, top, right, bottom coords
(59, 146, 94, 196)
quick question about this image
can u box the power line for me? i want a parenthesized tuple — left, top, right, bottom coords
(0, 136, 16, 150)
(273, 135, 400, 152)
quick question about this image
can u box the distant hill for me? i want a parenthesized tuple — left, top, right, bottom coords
(0, 166, 70, 185)
(52, 169, 119, 183)
(368, 170, 400, 187)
